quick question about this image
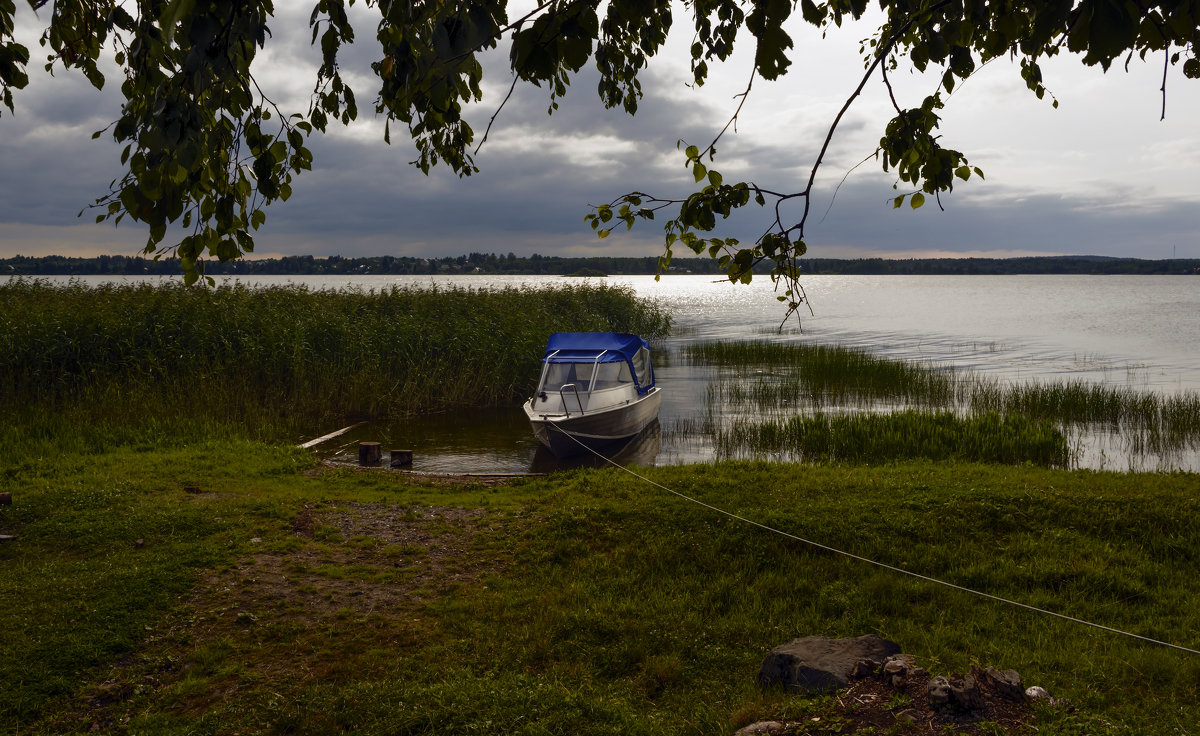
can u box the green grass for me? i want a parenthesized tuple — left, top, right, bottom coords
(2, 450, 1199, 734)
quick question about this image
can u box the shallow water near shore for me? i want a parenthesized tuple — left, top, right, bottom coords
(237, 273, 1200, 473)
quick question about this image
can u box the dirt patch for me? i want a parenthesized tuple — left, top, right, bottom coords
(305, 459, 538, 487)
(242, 502, 499, 615)
(62, 502, 506, 732)
(749, 664, 1044, 735)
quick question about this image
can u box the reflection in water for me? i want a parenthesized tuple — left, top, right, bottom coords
(529, 421, 662, 473)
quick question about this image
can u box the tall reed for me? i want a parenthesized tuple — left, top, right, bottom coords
(0, 280, 670, 451)
(717, 410, 1071, 466)
(694, 340, 1200, 464)
(691, 340, 961, 408)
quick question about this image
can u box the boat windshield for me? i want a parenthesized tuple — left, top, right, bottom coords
(541, 360, 634, 392)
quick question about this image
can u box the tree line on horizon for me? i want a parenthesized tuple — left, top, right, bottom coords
(3, 253, 1199, 277)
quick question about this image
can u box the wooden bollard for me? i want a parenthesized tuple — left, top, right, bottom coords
(390, 449, 413, 467)
(0, 492, 11, 505)
(358, 442, 382, 465)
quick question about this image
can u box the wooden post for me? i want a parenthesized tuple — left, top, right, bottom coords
(0, 492, 11, 505)
(389, 449, 413, 467)
(358, 441, 382, 465)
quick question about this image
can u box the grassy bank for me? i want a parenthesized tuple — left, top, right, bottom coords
(0, 280, 669, 452)
(2, 448, 1198, 734)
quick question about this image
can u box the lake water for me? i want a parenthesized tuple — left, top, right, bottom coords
(30, 273, 1200, 472)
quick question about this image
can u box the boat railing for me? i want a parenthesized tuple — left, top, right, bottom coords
(559, 383, 584, 416)
(587, 351, 609, 404)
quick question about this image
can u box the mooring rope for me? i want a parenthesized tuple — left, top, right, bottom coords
(546, 423, 1200, 656)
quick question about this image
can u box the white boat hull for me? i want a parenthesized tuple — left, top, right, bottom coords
(524, 387, 662, 458)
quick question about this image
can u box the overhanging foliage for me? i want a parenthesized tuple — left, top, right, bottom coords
(1, 0, 1196, 300)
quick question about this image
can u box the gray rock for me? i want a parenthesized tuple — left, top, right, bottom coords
(929, 673, 985, 711)
(950, 673, 984, 710)
(1026, 685, 1053, 702)
(849, 659, 878, 678)
(893, 708, 922, 724)
(732, 722, 785, 736)
(980, 666, 1024, 702)
(882, 653, 925, 687)
(882, 654, 914, 676)
(928, 675, 952, 708)
(758, 634, 902, 694)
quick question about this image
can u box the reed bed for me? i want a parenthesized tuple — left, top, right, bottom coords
(692, 340, 962, 408)
(717, 410, 1071, 466)
(0, 280, 670, 448)
(694, 340, 1200, 465)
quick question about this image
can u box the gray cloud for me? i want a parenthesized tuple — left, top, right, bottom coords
(2, 4, 1198, 262)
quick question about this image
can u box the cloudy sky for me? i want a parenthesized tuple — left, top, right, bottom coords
(2, 2, 1198, 262)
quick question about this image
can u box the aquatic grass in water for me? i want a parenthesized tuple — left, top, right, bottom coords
(692, 340, 962, 408)
(717, 410, 1071, 466)
(692, 340, 1200, 467)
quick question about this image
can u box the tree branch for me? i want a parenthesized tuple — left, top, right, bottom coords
(786, 4, 952, 241)
(474, 73, 520, 155)
(1161, 44, 1169, 121)
(699, 64, 756, 159)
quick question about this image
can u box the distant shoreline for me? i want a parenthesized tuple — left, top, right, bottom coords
(3, 253, 1199, 277)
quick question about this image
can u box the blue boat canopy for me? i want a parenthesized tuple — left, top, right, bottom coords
(541, 332, 655, 393)
(543, 332, 646, 362)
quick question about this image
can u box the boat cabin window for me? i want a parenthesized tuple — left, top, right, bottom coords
(541, 360, 634, 392)
(631, 347, 652, 385)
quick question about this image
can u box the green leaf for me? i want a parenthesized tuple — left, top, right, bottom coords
(159, 0, 196, 45)
(910, 192, 925, 209)
(693, 162, 707, 183)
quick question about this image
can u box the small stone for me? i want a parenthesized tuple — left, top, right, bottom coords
(883, 654, 917, 686)
(949, 674, 985, 710)
(894, 708, 921, 724)
(850, 659, 877, 678)
(1026, 686, 1052, 700)
(134, 539, 145, 549)
(980, 666, 1025, 702)
(928, 676, 952, 708)
(733, 721, 786, 736)
(250, 537, 262, 543)
(883, 653, 916, 672)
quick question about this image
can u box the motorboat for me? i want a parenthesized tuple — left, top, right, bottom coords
(523, 332, 662, 458)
